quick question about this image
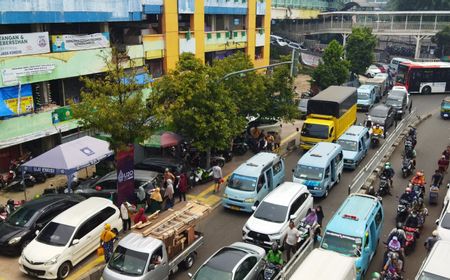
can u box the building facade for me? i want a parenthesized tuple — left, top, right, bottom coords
(0, 0, 271, 171)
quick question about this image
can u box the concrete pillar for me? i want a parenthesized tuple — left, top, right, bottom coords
(247, 0, 256, 63)
(414, 35, 422, 59)
(262, 0, 271, 66)
(162, 0, 179, 72)
(192, 0, 205, 62)
(342, 33, 349, 47)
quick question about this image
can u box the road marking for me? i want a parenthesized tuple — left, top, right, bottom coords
(67, 256, 104, 280)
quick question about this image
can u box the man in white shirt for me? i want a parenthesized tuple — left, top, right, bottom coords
(212, 161, 223, 193)
(283, 220, 300, 261)
(120, 202, 131, 232)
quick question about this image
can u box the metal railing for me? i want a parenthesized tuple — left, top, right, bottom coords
(273, 238, 314, 279)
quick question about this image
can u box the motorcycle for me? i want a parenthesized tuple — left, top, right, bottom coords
(382, 269, 403, 280)
(403, 226, 419, 255)
(263, 262, 281, 280)
(401, 157, 414, 178)
(396, 200, 410, 225)
(296, 221, 319, 246)
(210, 154, 226, 167)
(411, 184, 425, 199)
(377, 175, 391, 197)
(371, 133, 382, 148)
(0, 204, 8, 223)
(188, 167, 213, 188)
(2, 174, 36, 192)
(232, 141, 248, 156)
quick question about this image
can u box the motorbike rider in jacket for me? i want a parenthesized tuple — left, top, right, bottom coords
(266, 243, 283, 267)
(381, 162, 395, 188)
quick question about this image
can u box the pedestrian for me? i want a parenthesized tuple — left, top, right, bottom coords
(134, 207, 148, 224)
(137, 185, 147, 209)
(266, 134, 275, 151)
(212, 161, 223, 193)
(424, 230, 440, 253)
(164, 179, 175, 209)
(283, 220, 301, 262)
(147, 187, 162, 213)
(274, 132, 281, 150)
(178, 173, 188, 202)
(443, 145, 450, 160)
(163, 168, 175, 188)
(99, 224, 116, 262)
(438, 155, 449, 173)
(315, 205, 324, 226)
(120, 201, 131, 232)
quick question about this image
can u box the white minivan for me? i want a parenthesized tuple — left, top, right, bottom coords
(242, 181, 313, 249)
(415, 240, 450, 280)
(19, 197, 122, 279)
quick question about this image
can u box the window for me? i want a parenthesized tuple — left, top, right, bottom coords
(234, 257, 257, 280)
(374, 208, 383, 228)
(334, 151, 343, 163)
(364, 231, 370, 248)
(97, 207, 117, 222)
(289, 193, 309, 216)
(95, 180, 117, 190)
(35, 205, 65, 227)
(149, 246, 163, 268)
(257, 174, 266, 192)
(74, 207, 116, 241)
(273, 161, 283, 175)
(325, 166, 330, 178)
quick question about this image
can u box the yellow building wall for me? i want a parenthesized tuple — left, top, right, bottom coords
(263, 0, 271, 67)
(163, 0, 179, 72)
(193, 0, 205, 62)
(246, 0, 256, 64)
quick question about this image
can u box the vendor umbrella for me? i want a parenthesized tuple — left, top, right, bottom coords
(141, 131, 182, 148)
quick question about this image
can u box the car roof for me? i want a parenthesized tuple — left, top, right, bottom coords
(371, 104, 390, 113)
(263, 182, 308, 206)
(98, 169, 159, 182)
(51, 197, 115, 227)
(206, 247, 249, 272)
(422, 240, 450, 278)
(338, 126, 367, 141)
(298, 143, 341, 168)
(388, 91, 405, 98)
(326, 194, 380, 237)
(18, 194, 83, 212)
(119, 232, 162, 253)
(358, 85, 375, 91)
(233, 152, 279, 176)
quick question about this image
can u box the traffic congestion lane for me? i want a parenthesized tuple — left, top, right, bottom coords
(367, 110, 450, 279)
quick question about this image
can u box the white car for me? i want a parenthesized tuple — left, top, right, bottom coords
(388, 86, 412, 109)
(436, 191, 450, 241)
(19, 197, 122, 279)
(374, 73, 389, 80)
(270, 35, 289, 47)
(365, 65, 382, 78)
(242, 182, 313, 249)
(288, 41, 307, 51)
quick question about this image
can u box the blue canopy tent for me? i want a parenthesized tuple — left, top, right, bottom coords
(20, 136, 114, 193)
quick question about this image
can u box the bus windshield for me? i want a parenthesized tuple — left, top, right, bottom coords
(301, 123, 329, 139)
(396, 64, 408, 84)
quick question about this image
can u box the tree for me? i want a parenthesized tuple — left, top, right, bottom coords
(72, 49, 154, 152)
(311, 40, 350, 90)
(346, 27, 377, 75)
(152, 53, 246, 157)
(432, 25, 450, 57)
(388, 0, 450, 10)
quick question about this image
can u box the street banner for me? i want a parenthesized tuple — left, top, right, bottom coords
(0, 84, 34, 117)
(0, 32, 50, 57)
(1, 64, 56, 85)
(51, 32, 110, 52)
(116, 146, 135, 206)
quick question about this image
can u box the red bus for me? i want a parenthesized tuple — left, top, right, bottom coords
(395, 61, 450, 94)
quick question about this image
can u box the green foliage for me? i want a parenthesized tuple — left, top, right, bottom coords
(432, 25, 450, 57)
(388, 0, 450, 10)
(72, 49, 154, 152)
(311, 40, 350, 90)
(346, 27, 377, 75)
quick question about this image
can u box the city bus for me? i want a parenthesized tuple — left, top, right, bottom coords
(396, 61, 450, 94)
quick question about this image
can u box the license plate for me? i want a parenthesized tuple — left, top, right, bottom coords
(444, 113, 449, 117)
(230, 206, 240, 211)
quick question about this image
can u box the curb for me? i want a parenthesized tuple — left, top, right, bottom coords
(359, 112, 432, 194)
(78, 264, 105, 280)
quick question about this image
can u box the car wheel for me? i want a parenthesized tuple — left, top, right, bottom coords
(182, 253, 195, 269)
(57, 261, 72, 279)
(323, 188, 329, 198)
(421, 86, 431, 95)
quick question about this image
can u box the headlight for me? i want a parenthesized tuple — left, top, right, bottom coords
(222, 193, 228, 198)
(45, 254, 60, 265)
(8, 236, 22, 245)
(244, 198, 255, 203)
(313, 187, 320, 190)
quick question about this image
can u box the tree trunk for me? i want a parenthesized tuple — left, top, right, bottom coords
(205, 147, 211, 169)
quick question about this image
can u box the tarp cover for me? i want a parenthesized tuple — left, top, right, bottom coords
(20, 136, 113, 175)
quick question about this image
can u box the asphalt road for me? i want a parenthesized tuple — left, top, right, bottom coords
(175, 93, 449, 280)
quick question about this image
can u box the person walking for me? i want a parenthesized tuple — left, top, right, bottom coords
(212, 161, 223, 193)
(283, 220, 301, 262)
(274, 132, 281, 150)
(164, 179, 175, 209)
(100, 224, 116, 263)
(178, 173, 188, 202)
(424, 230, 440, 253)
(120, 201, 131, 232)
(163, 168, 175, 188)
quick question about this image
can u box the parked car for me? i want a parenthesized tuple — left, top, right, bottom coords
(242, 182, 313, 249)
(74, 170, 162, 203)
(0, 195, 85, 256)
(247, 117, 282, 135)
(368, 104, 395, 130)
(374, 63, 389, 73)
(365, 65, 382, 78)
(436, 195, 450, 241)
(298, 99, 309, 119)
(19, 197, 122, 279)
(135, 157, 185, 175)
(189, 242, 266, 280)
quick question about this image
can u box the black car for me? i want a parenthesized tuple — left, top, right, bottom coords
(0, 194, 85, 255)
(385, 91, 409, 119)
(135, 157, 185, 175)
(368, 104, 395, 130)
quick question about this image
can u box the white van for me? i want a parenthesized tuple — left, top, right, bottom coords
(242, 182, 313, 249)
(290, 248, 356, 280)
(415, 240, 450, 280)
(19, 197, 122, 279)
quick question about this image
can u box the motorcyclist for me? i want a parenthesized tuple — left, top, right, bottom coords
(372, 124, 384, 137)
(403, 154, 416, 171)
(431, 169, 443, 187)
(405, 211, 420, 229)
(399, 187, 414, 205)
(365, 116, 373, 129)
(411, 170, 426, 186)
(383, 252, 403, 279)
(302, 208, 318, 226)
(413, 198, 428, 226)
(370, 272, 382, 280)
(387, 223, 406, 247)
(381, 162, 395, 188)
(266, 243, 283, 267)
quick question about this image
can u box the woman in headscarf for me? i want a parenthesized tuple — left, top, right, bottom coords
(147, 187, 163, 213)
(137, 185, 146, 208)
(134, 208, 147, 224)
(100, 224, 116, 262)
(164, 179, 174, 209)
(303, 208, 318, 226)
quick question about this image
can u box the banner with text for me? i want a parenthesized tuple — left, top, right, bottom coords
(0, 32, 50, 58)
(0, 84, 34, 117)
(116, 146, 135, 206)
(51, 32, 110, 52)
(1, 64, 56, 85)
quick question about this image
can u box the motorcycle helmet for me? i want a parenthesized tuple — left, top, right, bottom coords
(405, 187, 411, 193)
(271, 243, 278, 252)
(411, 212, 418, 218)
(396, 222, 403, 229)
(370, 272, 381, 280)
(388, 237, 401, 251)
(418, 197, 424, 205)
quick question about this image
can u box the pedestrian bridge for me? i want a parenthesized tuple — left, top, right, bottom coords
(275, 11, 450, 58)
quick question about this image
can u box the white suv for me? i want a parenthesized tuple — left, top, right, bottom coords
(242, 182, 313, 249)
(19, 197, 122, 279)
(436, 193, 450, 242)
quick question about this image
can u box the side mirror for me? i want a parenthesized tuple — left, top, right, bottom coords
(251, 206, 257, 211)
(436, 219, 439, 225)
(290, 214, 297, 220)
(188, 273, 193, 278)
(36, 223, 44, 230)
(72, 239, 80, 246)
(148, 264, 155, 272)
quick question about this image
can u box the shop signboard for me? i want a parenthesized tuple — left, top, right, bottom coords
(0, 32, 50, 57)
(51, 32, 110, 52)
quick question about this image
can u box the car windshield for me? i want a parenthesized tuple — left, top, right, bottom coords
(358, 91, 370, 100)
(6, 206, 37, 227)
(108, 245, 148, 276)
(418, 271, 449, 280)
(370, 108, 387, 118)
(36, 222, 75, 247)
(337, 140, 357, 152)
(386, 97, 402, 107)
(193, 265, 232, 280)
(227, 174, 257, 192)
(294, 165, 323, 181)
(301, 123, 329, 139)
(440, 213, 450, 229)
(253, 202, 288, 223)
(321, 231, 361, 257)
